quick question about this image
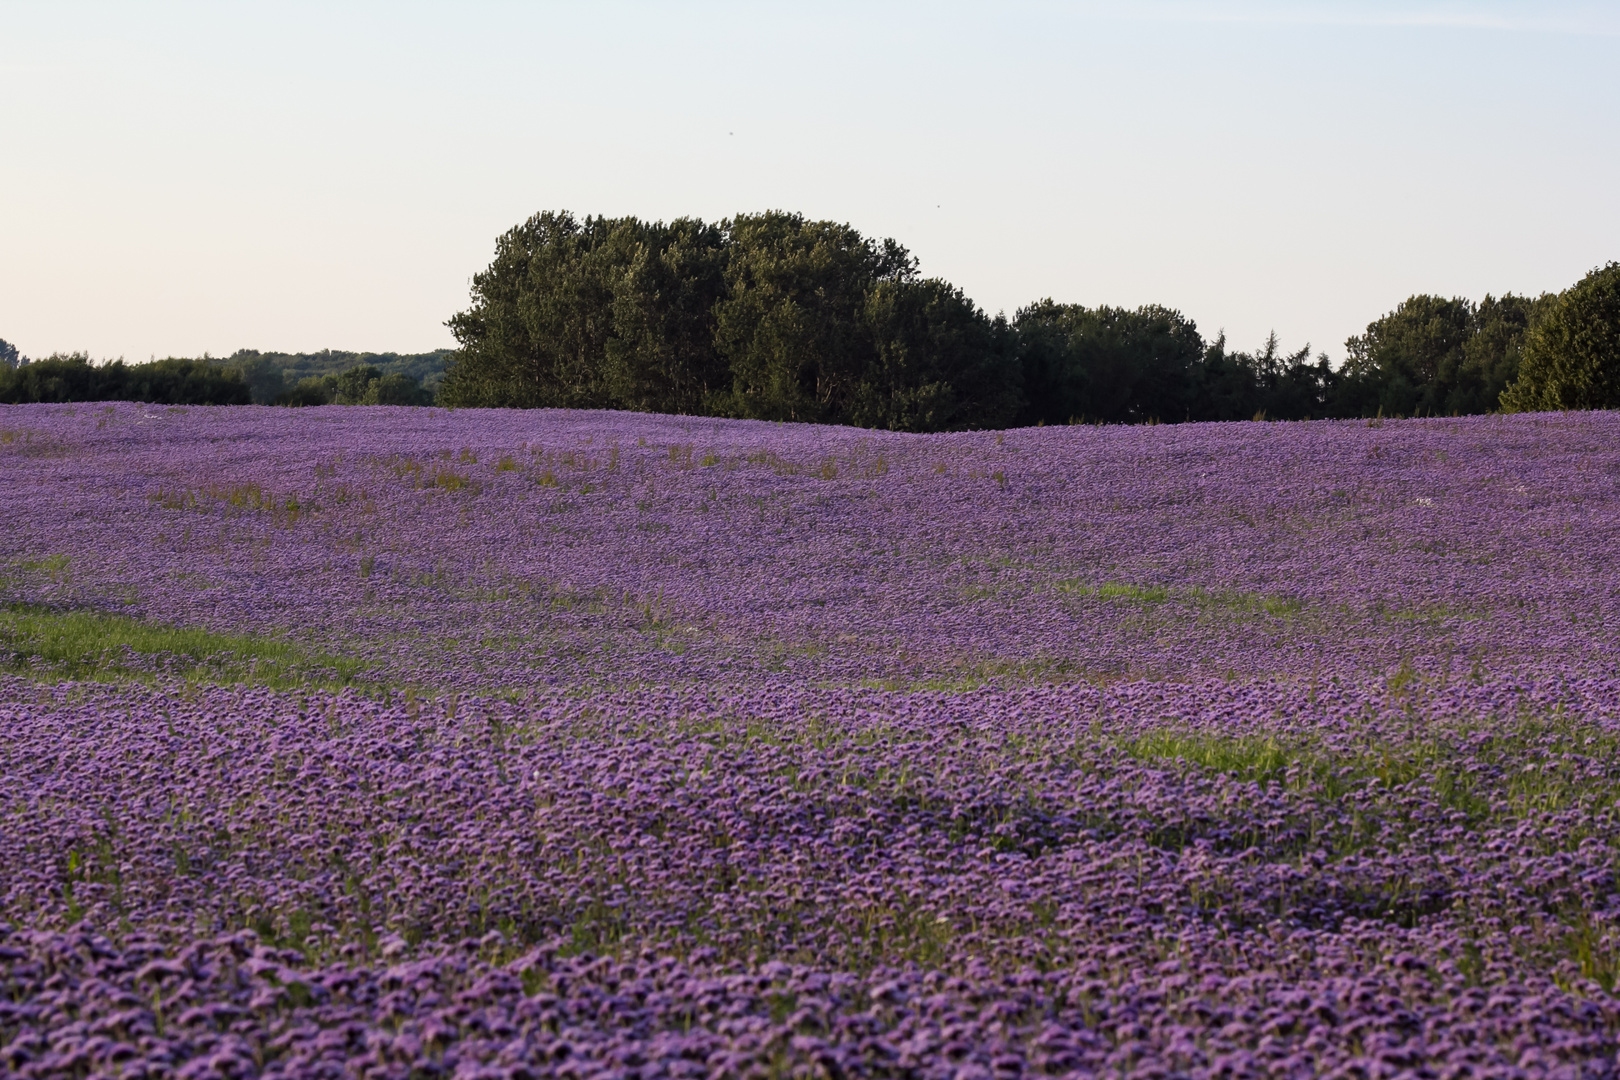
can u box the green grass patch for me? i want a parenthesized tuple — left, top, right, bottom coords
(0, 603, 373, 690)
(1187, 587, 1303, 617)
(1056, 579, 1302, 616)
(1056, 580, 1169, 604)
(1117, 713, 1620, 827)
(1121, 730, 1300, 786)
(17, 553, 72, 575)
(1379, 600, 1486, 625)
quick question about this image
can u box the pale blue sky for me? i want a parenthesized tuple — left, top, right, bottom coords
(3, 1, 1617, 364)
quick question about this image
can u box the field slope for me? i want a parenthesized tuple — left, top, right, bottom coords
(2, 403, 1619, 1078)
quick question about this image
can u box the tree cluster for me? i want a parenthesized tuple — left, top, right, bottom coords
(274, 364, 436, 407)
(227, 349, 449, 405)
(439, 211, 1019, 431)
(1500, 263, 1620, 412)
(443, 212, 1620, 427)
(0, 354, 251, 406)
(0, 350, 441, 408)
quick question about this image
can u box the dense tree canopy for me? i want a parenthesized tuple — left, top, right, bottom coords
(1501, 263, 1620, 412)
(1014, 302, 1206, 424)
(439, 213, 634, 410)
(1339, 293, 1550, 418)
(275, 364, 436, 407)
(0, 355, 250, 405)
(438, 211, 1024, 430)
(441, 209, 1601, 429)
(856, 278, 1019, 431)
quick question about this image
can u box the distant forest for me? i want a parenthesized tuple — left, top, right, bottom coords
(0, 349, 449, 408)
(4, 211, 1616, 427)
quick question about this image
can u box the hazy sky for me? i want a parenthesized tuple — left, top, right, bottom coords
(3, 1, 1617, 364)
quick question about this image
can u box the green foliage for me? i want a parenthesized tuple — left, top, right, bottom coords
(281, 377, 332, 407)
(439, 212, 634, 409)
(1467, 294, 1548, 407)
(605, 218, 731, 414)
(275, 364, 434, 407)
(0, 354, 251, 405)
(1341, 293, 1550, 417)
(716, 211, 919, 423)
(854, 279, 1020, 431)
(228, 349, 451, 405)
(433, 209, 1610, 427)
(371, 372, 432, 405)
(0, 350, 436, 409)
(1501, 262, 1620, 412)
(0, 604, 370, 689)
(1193, 331, 1339, 422)
(441, 210, 1021, 430)
(228, 352, 287, 404)
(1014, 301, 1208, 424)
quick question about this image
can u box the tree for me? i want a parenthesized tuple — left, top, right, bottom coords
(604, 218, 730, 414)
(275, 364, 433, 406)
(1340, 295, 1472, 417)
(331, 365, 383, 405)
(1013, 302, 1205, 424)
(125, 358, 253, 405)
(371, 372, 434, 406)
(0, 338, 25, 369)
(715, 211, 915, 423)
(1192, 332, 1337, 422)
(1339, 293, 1548, 417)
(1501, 263, 1620, 412)
(440, 212, 633, 408)
(1459, 294, 1549, 412)
(279, 378, 332, 407)
(0, 354, 250, 405)
(227, 351, 288, 404)
(853, 279, 1019, 431)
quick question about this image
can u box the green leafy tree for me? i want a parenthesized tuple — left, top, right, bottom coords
(1460, 294, 1549, 411)
(440, 212, 633, 408)
(604, 218, 730, 414)
(1192, 332, 1337, 421)
(1339, 295, 1472, 417)
(1014, 302, 1205, 424)
(1188, 332, 1261, 421)
(854, 279, 1019, 431)
(226, 351, 287, 404)
(0, 354, 250, 405)
(279, 378, 332, 406)
(330, 365, 382, 405)
(233, 349, 451, 398)
(1501, 263, 1620, 412)
(275, 364, 432, 406)
(370, 372, 434, 406)
(1339, 293, 1548, 417)
(715, 211, 916, 423)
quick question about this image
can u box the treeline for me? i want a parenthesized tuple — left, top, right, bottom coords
(441, 210, 1620, 427)
(6, 213, 1616, 424)
(0, 350, 445, 407)
(0, 355, 252, 406)
(229, 349, 449, 405)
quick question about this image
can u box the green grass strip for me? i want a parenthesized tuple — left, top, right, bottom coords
(0, 603, 372, 690)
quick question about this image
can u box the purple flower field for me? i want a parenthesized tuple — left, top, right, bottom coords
(4, 403, 1620, 1078)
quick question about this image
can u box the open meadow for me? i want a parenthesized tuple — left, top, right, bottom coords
(4, 402, 1620, 1078)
